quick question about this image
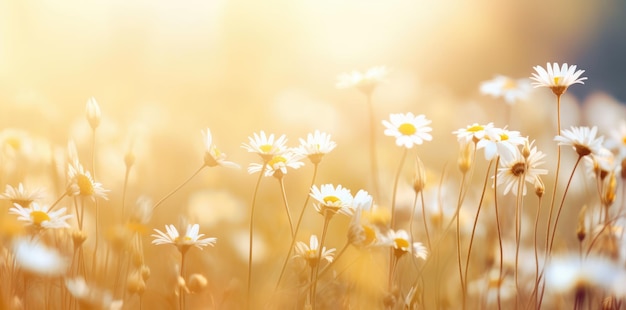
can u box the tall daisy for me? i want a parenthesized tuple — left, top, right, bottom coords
(242, 131, 287, 162)
(9, 202, 72, 229)
(477, 127, 527, 161)
(453, 123, 495, 145)
(202, 128, 240, 169)
(382, 113, 433, 148)
(531, 62, 587, 96)
(555, 126, 604, 157)
(151, 223, 216, 253)
(296, 130, 337, 164)
(247, 150, 304, 178)
(293, 234, 336, 267)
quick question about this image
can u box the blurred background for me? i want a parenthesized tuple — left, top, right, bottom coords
(1, 0, 626, 308)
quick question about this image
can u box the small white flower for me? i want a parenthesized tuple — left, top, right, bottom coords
(1, 183, 45, 207)
(480, 75, 532, 104)
(247, 150, 304, 177)
(9, 202, 72, 229)
(530, 62, 587, 95)
(453, 123, 494, 145)
(85, 97, 101, 130)
(555, 126, 604, 157)
(476, 127, 527, 161)
(310, 184, 354, 217)
(241, 131, 287, 161)
(13, 237, 69, 276)
(496, 142, 548, 196)
(202, 128, 240, 169)
(336, 66, 388, 95)
(383, 229, 428, 260)
(382, 112, 433, 148)
(296, 130, 337, 164)
(67, 160, 109, 200)
(152, 224, 217, 252)
(293, 234, 335, 267)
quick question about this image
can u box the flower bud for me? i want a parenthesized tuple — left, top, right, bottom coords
(86, 97, 101, 131)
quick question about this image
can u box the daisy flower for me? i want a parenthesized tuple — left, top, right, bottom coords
(383, 229, 428, 260)
(554, 126, 604, 157)
(296, 130, 337, 164)
(336, 66, 388, 95)
(480, 75, 532, 104)
(247, 150, 304, 177)
(476, 127, 527, 161)
(293, 234, 336, 267)
(496, 141, 548, 196)
(67, 161, 109, 200)
(382, 112, 433, 148)
(241, 131, 287, 162)
(1, 183, 46, 207)
(9, 202, 72, 229)
(530, 62, 587, 96)
(545, 255, 621, 296)
(606, 120, 626, 158)
(584, 147, 617, 180)
(66, 277, 123, 310)
(310, 184, 354, 217)
(152, 223, 216, 253)
(201, 128, 240, 169)
(453, 123, 495, 145)
(13, 237, 69, 276)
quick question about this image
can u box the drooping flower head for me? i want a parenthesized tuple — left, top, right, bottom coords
(530, 62, 587, 96)
(9, 202, 72, 229)
(201, 128, 240, 169)
(151, 223, 216, 253)
(554, 126, 604, 157)
(310, 184, 354, 218)
(241, 131, 287, 162)
(296, 130, 337, 164)
(293, 234, 336, 268)
(67, 161, 109, 200)
(480, 75, 532, 105)
(336, 66, 388, 95)
(382, 112, 433, 148)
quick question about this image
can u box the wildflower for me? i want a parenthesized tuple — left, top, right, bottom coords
(347, 189, 379, 247)
(202, 128, 240, 169)
(496, 141, 548, 196)
(584, 147, 617, 180)
(242, 131, 287, 162)
(336, 66, 388, 95)
(296, 130, 337, 164)
(545, 255, 621, 296)
(383, 229, 428, 260)
(152, 223, 216, 253)
(187, 273, 209, 293)
(453, 123, 495, 145)
(9, 202, 72, 229)
(67, 161, 109, 200)
(555, 126, 604, 157)
(127, 196, 153, 235)
(606, 120, 626, 158)
(480, 75, 532, 104)
(247, 150, 304, 178)
(310, 184, 354, 218)
(66, 277, 123, 310)
(0, 128, 32, 157)
(1, 183, 45, 207)
(12, 237, 69, 276)
(85, 97, 101, 130)
(293, 234, 335, 267)
(476, 127, 527, 161)
(382, 112, 433, 148)
(530, 62, 587, 96)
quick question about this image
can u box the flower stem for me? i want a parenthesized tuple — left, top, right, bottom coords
(247, 162, 267, 309)
(152, 164, 206, 212)
(366, 93, 381, 201)
(548, 156, 582, 253)
(277, 177, 295, 237)
(390, 148, 409, 229)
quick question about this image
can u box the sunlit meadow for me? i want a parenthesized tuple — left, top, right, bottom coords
(2, 1, 626, 310)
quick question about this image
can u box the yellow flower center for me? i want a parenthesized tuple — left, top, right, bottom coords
(5, 137, 21, 150)
(553, 76, 562, 85)
(622, 137, 626, 145)
(503, 79, 517, 90)
(398, 123, 417, 136)
(394, 238, 410, 250)
(30, 210, 50, 225)
(267, 155, 287, 168)
(500, 133, 509, 141)
(76, 174, 95, 196)
(259, 144, 273, 153)
(323, 195, 340, 204)
(467, 125, 484, 132)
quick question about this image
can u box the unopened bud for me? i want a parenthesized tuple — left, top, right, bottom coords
(86, 97, 101, 131)
(413, 156, 426, 193)
(577, 205, 587, 242)
(458, 142, 474, 173)
(603, 173, 617, 207)
(187, 273, 208, 294)
(534, 177, 545, 198)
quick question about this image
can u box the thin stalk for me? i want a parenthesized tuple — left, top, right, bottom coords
(152, 164, 206, 212)
(247, 162, 268, 309)
(545, 94, 563, 263)
(548, 156, 582, 253)
(277, 177, 295, 237)
(366, 93, 381, 201)
(179, 251, 187, 310)
(493, 156, 503, 310)
(390, 148, 409, 229)
(311, 215, 331, 309)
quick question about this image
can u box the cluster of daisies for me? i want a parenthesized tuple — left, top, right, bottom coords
(2, 61, 626, 310)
